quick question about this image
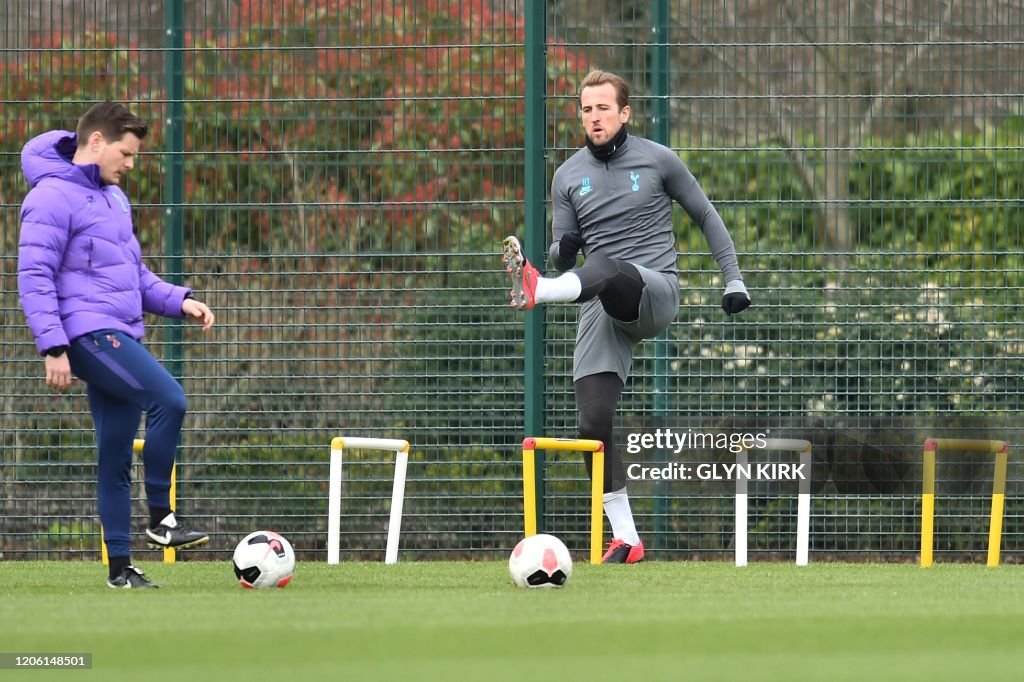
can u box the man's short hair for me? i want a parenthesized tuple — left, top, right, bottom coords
(579, 70, 630, 110)
(76, 101, 148, 146)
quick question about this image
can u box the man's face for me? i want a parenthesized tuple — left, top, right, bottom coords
(84, 131, 141, 185)
(580, 83, 630, 146)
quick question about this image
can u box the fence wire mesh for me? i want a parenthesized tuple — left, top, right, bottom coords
(1, 0, 1021, 563)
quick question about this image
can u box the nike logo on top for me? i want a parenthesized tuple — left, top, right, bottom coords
(146, 528, 170, 544)
(579, 177, 592, 197)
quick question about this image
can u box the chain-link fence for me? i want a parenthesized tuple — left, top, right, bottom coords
(1, 0, 1022, 563)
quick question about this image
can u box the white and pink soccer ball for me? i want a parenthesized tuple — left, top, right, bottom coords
(508, 533, 573, 588)
(232, 530, 296, 589)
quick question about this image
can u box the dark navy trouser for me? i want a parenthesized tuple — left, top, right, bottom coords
(68, 329, 187, 558)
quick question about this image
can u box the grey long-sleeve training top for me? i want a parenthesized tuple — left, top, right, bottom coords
(547, 134, 742, 283)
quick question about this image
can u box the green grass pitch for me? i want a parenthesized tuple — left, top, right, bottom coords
(2, 560, 1023, 681)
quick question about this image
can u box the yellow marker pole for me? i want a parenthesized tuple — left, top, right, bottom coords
(920, 440, 936, 568)
(101, 439, 176, 564)
(523, 446, 537, 537)
(521, 437, 605, 565)
(987, 445, 1009, 567)
(165, 464, 177, 564)
(590, 449, 604, 566)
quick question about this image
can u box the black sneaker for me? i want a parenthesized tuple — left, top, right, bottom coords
(146, 522, 209, 550)
(107, 565, 159, 589)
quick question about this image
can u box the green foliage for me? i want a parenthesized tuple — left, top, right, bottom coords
(1, 1, 590, 256)
(655, 120, 1024, 417)
(35, 519, 97, 551)
(678, 120, 1024, 272)
(0, 31, 162, 252)
(187, 0, 585, 255)
(852, 123, 1024, 279)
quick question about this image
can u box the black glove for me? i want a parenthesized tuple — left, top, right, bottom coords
(558, 232, 586, 261)
(722, 280, 751, 315)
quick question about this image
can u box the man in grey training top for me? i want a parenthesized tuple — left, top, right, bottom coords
(503, 70, 750, 563)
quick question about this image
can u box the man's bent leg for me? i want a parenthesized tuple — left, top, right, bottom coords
(575, 254, 646, 323)
(575, 372, 644, 563)
(575, 371, 626, 491)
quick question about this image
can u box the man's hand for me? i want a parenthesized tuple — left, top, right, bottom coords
(558, 232, 587, 261)
(45, 353, 73, 392)
(722, 280, 751, 315)
(182, 298, 215, 331)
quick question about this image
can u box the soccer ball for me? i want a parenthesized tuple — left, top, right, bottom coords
(232, 530, 296, 589)
(508, 533, 573, 588)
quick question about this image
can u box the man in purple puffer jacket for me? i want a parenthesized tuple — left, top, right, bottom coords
(18, 102, 215, 589)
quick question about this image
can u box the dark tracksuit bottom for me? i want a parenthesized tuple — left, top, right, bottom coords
(67, 329, 186, 558)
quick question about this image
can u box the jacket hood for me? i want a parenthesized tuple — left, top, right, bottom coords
(21, 130, 102, 190)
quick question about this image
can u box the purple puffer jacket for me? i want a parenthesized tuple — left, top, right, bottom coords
(17, 130, 191, 354)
